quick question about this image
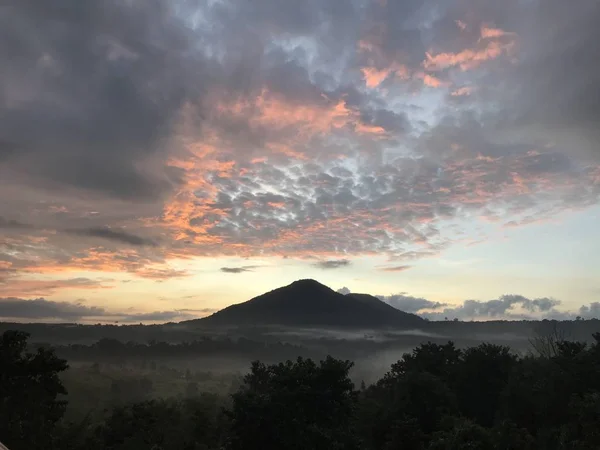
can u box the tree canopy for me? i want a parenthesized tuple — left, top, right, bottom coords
(2, 330, 600, 449)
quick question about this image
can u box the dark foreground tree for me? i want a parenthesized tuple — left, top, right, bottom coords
(0, 330, 68, 450)
(226, 356, 359, 450)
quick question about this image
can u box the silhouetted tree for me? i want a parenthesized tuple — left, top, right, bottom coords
(454, 343, 517, 426)
(226, 356, 359, 450)
(0, 330, 68, 450)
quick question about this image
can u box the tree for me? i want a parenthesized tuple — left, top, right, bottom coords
(529, 321, 569, 358)
(384, 341, 462, 381)
(359, 371, 458, 449)
(428, 418, 494, 450)
(0, 330, 69, 450)
(185, 381, 199, 397)
(454, 344, 517, 426)
(226, 356, 359, 450)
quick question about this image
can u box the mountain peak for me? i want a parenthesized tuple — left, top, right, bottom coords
(289, 279, 332, 291)
(196, 280, 425, 329)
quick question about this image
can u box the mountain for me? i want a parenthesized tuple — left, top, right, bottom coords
(196, 279, 425, 328)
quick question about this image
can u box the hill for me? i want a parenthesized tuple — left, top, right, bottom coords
(194, 279, 425, 329)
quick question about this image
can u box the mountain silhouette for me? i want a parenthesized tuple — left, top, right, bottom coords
(195, 279, 425, 328)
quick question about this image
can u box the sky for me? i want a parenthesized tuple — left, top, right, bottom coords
(1, 0, 599, 323)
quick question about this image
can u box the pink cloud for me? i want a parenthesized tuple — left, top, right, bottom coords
(451, 86, 475, 96)
(480, 25, 516, 40)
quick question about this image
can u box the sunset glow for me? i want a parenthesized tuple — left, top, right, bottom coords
(1, 0, 599, 323)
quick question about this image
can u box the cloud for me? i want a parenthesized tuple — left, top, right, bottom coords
(67, 227, 157, 247)
(134, 267, 189, 280)
(378, 265, 412, 272)
(0, 1, 204, 200)
(0, 297, 212, 322)
(0, 216, 31, 229)
(371, 292, 600, 321)
(119, 310, 207, 323)
(220, 266, 260, 274)
(0, 0, 598, 290)
(0, 297, 106, 320)
(313, 259, 351, 270)
(0, 277, 113, 297)
(337, 287, 447, 314)
(493, 0, 600, 161)
(422, 294, 565, 320)
(578, 302, 600, 319)
(336, 288, 583, 319)
(377, 294, 448, 313)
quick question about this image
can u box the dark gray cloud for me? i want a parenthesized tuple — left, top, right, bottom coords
(0, 297, 105, 320)
(0, 216, 31, 229)
(379, 265, 412, 272)
(498, 0, 600, 160)
(0, 0, 207, 199)
(67, 227, 157, 247)
(0, 277, 112, 297)
(428, 0, 600, 163)
(119, 310, 201, 323)
(220, 266, 260, 274)
(0, 297, 211, 322)
(313, 259, 351, 270)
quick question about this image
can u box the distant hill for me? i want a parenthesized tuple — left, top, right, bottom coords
(193, 279, 425, 329)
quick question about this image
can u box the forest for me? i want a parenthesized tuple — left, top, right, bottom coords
(2, 328, 600, 449)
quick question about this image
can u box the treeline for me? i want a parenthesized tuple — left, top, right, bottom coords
(51, 337, 313, 363)
(45, 334, 532, 367)
(5, 318, 600, 348)
(2, 330, 600, 449)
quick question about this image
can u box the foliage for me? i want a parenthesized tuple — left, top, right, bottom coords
(3, 329, 600, 449)
(226, 356, 360, 450)
(0, 330, 69, 450)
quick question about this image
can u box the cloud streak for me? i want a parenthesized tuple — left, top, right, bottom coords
(0, 297, 212, 322)
(0, 297, 106, 320)
(67, 227, 158, 247)
(378, 265, 412, 272)
(313, 259, 352, 270)
(220, 266, 260, 274)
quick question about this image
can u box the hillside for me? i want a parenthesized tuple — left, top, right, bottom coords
(194, 279, 425, 329)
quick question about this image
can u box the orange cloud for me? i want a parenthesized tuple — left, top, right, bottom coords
(266, 143, 308, 160)
(456, 20, 467, 31)
(216, 89, 355, 140)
